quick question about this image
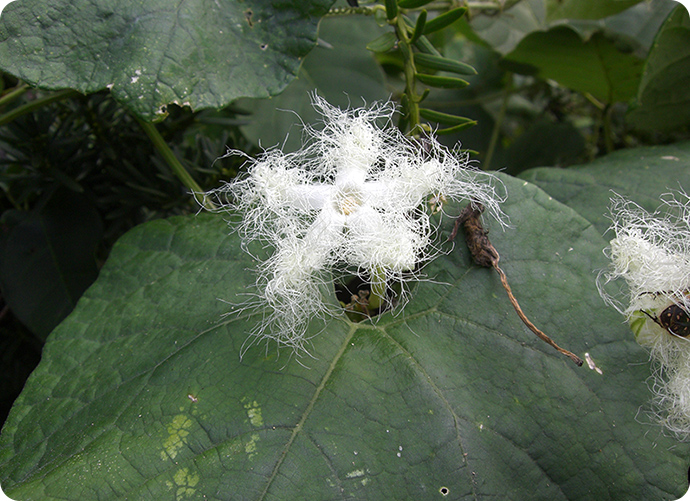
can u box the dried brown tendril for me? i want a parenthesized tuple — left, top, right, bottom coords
(450, 202, 583, 367)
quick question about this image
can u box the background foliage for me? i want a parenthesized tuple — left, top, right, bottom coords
(1, 0, 690, 499)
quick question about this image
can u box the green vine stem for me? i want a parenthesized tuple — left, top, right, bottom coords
(583, 92, 613, 156)
(136, 117, 216, 210)
(326, 5, 383, 17)
(423, 0, 523, 12)
(0, 83, 29, 109)
(395, 15, 424, 135)
(0, 88, 78, 127)
(466, 0, 523, 11)
(484, 74, 511, 170)
(602, 104, 615, 154)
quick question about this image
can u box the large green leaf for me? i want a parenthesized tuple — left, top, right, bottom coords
(545, 0, 642, 22)
(1, 173, 687, 499)
(627, 4, 690, 132)
(519, 140, 690, 234)
(502, 26, 644, 104)
(470, 0, 546, 55)
(0, 0, 334, 120)
(565, 0, 678, 54)
(468, 0, 674, 56)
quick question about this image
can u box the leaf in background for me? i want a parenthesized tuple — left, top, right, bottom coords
(469, 0, 674, 57)
(0, 0, 335, 121)
(236, 14, 388, 153)
(546, 0, 643, 22)
(0, 189, 102, 340)
(470, 0, 546, 55)
(502, 119, 586, 175)
(565, 0, 678, 55)
(1, 173, 688, 500)
(627, 4, 690, 132)
(502, 26, 644, 104)
(519, 140, 690, 234)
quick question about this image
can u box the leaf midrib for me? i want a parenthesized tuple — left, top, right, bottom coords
(257, 322, 358, 500)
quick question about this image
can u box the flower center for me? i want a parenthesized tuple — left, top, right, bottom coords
(334, 187, 363, 215)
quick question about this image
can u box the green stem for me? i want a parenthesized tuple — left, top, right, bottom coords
(0, 89, 78, 127)
(466, 0, 523, 11)
(399, 0, 522, 13)
(484, 75, 511, 170)
(602, 104, 614, 154)
(326, 5, 382, 17)
(582, 92, 611, 157)
(367, 267, 388, 311)
(0, 83, 29, 109)
(136, 117, 216, 210)
(396, 16, 424, 136)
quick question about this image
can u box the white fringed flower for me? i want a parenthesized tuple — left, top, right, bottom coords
(207, 94, 505, 355)
(598, 192, 690, 439)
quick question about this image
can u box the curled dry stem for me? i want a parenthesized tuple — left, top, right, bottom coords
(451, 203, 583, 367)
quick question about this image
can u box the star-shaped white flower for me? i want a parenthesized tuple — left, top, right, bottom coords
(208, 95, 504, 354)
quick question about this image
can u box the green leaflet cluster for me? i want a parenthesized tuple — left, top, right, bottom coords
(365, 0, 477, 135)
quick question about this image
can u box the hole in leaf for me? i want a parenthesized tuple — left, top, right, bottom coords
(244, 9, 254, 27)
(335, 273, 403, 321)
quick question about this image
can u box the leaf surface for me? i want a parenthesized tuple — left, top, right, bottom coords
(469, 0, 546, 55)
(0, 173, 688, 500)
(0, 0, 334, 120)
(545, 0, 643, 22)
(627, 4, 690, 132)
(520, 140, 690, 234)
(469, 0, 674, 56)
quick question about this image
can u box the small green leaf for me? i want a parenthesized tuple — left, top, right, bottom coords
(414, 53, 477, 75)
(413, 34, 442, 55)
(419, 108, 474, 125)
(411, 10, 427, 43)
(423, 7, 467, 35)
(385, 0, 398, 20)
(436, 120, 477, 134)
(366, 31, 398, 52)
(416, 73, 469, 88)
(398, 0, 434, 8)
